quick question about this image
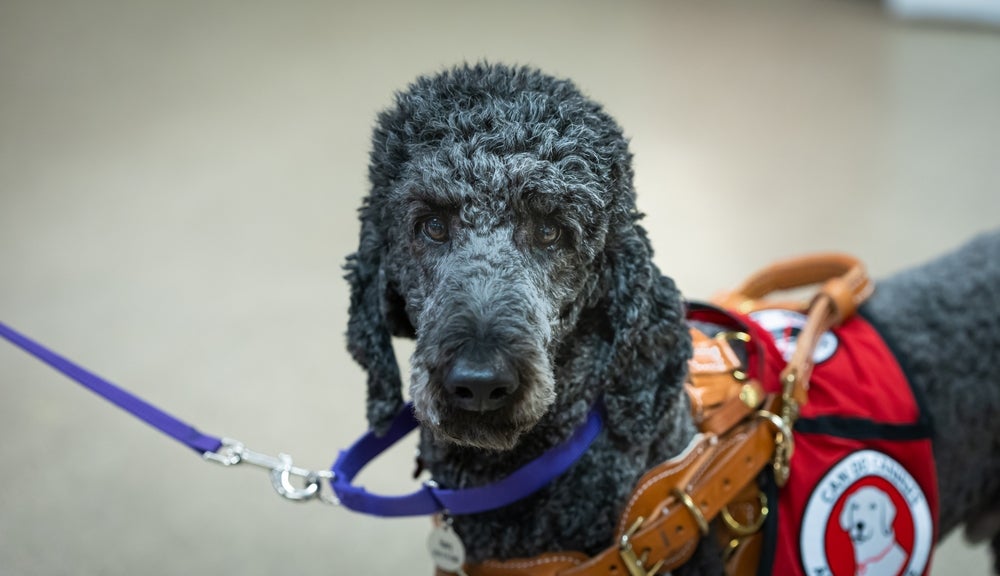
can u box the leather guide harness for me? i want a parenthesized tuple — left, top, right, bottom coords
(0, 252, 876, 576)
(443, 253, 874, 576)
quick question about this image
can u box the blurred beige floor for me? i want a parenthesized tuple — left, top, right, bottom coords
(1, 1, 998, 574)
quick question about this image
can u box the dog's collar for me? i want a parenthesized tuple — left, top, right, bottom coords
(330, 403, 603, 517)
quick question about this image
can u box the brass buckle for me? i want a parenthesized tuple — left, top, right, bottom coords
(721, 491, 769, 536)
(715, 330, 751, 344)
(618, 517, 665, 576)
(671, 487, 710, 536)
(715, 331, 751, 382)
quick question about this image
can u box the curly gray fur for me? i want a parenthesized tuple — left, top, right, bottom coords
(346, 63, 1000, 574)
(864, 230, 1000, 572)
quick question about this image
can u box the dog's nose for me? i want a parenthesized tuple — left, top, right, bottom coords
(443, 354, 519, 412)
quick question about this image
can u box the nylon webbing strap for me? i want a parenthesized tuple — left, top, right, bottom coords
(0, 321, 223, 455)
(331, 405, 604, 517)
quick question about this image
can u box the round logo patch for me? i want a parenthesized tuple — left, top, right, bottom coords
(749, 309, 839, 363)
(801, 450, 933, 576)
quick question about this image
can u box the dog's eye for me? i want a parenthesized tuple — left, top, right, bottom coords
(534, 221, 561, 247)
(421, 216, 450, 243)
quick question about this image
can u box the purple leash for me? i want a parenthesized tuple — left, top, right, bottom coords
(0, 321, 223, 454)
(0, 320, 603, 515)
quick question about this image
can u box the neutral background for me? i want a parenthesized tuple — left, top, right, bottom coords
(1, 1, 998, 574)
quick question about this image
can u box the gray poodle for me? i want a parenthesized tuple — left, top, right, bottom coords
(345, 63, 1000, 574)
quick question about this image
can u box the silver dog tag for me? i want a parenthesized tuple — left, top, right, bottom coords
(427, 523, 466, 573)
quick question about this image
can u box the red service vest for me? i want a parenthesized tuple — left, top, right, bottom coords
(741, 307, 940, 576)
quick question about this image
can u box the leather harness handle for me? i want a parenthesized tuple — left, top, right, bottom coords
(713, 253, 873, 407)
(714, 252, 872, 325)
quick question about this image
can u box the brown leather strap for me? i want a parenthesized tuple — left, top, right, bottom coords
(459, 421, 778, 576)
(698, 382, 764, 436)
(687, 331, 743, 412)
(716, 480, 768, 576)
(567, 422, 775, 576)
(614, 433, 717, 538)
(466, 553, 590, 576)
(724, 531, 763, 576)
(687, 328, 764, 436)
(713, 253, 870, 316)
(457, 435, 716, 576)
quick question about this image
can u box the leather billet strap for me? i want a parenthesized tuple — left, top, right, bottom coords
(687, 328, 766, 436)
(454, 420, 778, 576)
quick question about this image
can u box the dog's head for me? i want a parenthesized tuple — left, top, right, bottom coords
(346, 63, 687, 451)
(840, 486, 897, 552)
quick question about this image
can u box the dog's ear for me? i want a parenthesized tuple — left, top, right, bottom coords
(840, 499, 855, 531)
(879, 492, 897, 535)
(598, 217, 692, 446)
(345, 201, 410, 435)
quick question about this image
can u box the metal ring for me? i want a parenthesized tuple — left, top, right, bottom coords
(756, 409, 796, 487)
(721, 491, 769, 536)
(670, 488, 709, 536)
(716, 331, 751, 382)
(754, 410, 794, 459)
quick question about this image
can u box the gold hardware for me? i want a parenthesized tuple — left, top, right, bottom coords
(780, 372, 801, 425)
(774, 371, 803, 488)
(715, 331, 751, 344)
(755, 410, 795, 487)
(773, 444, 792, 487)
(618, 517, 665, 576)
(754, 411, 792, 450)
(738, 384, 761, 408)
(723, 537, 741, 562)
(715, 331, 751, 384)
(670, 488, 709, 536)
(721, 491, 769, 536)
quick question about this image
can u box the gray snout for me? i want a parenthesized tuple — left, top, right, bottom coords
(444, 351, 520, 412)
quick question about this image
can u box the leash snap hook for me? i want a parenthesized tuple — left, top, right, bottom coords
(203, 438, 339, 505)
(203, 437, 247, 467)
(269, 453, 332, 502)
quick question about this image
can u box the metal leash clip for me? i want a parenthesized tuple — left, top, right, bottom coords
(203, 438, 339, 505)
